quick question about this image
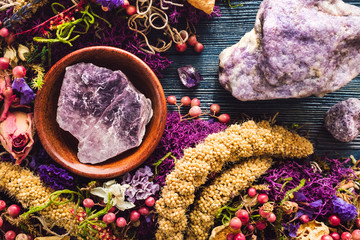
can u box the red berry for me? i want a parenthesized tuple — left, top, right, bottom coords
(0, 57, 9, 70)
(0, 217, 3, 227)
(126, 5, 136, 15)
(5, 231, 16, 240)
(194, 42, 204, 53)
(257, 194, 269, 204)
(248, 187, 257, 197)
(130, 210, 140, 222)
(328, 215, 341, 226)
(226, 233, 235, 240)
(229, 217, 242, 230)
(341, 232, 351, 240)
(353, 230, 360, 240)
(256, 220, 267, 230)
(330, 233, 340, 240)
(321, 235, 334, 240)
(0, 28, 9, 38)
(0, 200, 6, 211)
(191, 98, 200, 107)
(181, 96, 191, 106)
(266, 213, 276, 223)
(189, 106, 202, 117)
(122, 0, 130, 8)
(356, 218, 360, 228)
(235, 209, 249, 224)
(12, 66, 26, 78)
(116, 217, 127, 228)
(187, 35, 197, 46)
(7, 204, 20, 217)
(176, 43, 187, 53)
(83, 198, 94, 208)
(103, 213, 116, 223)
(108, 206, 116, 213)
(247, 224, 255, 232)
(300, 214, 309, 224)
(145, 197, 155, 207)
(218, 114, 230, 123)
(210, 104, 221, 114)
(138, 207, 149, 216)
(259, 206, 270, 218)
(234, 233, 246, 240)
(167, 95, 177, 105)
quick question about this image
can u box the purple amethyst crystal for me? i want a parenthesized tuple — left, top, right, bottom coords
(219, 0, 360, 101)
(177, 65, 202, 88)
(57, 63, 153, 164)
(324, 98, 360, 142)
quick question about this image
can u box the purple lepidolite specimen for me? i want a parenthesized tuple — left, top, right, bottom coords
(219, 0, 360, 101)
(324, 98, 360, 142)
(57, 63, 153, 164)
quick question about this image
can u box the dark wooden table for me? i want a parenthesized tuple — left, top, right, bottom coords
(160, 0, 360, 159)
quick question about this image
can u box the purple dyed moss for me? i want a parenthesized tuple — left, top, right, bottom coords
(37, 164, 75, 190)
(95, 0, 125, 9)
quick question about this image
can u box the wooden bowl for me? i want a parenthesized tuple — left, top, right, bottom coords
(34, 46, 167, 179)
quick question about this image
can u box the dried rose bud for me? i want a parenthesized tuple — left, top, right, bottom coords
(281, 201, 298, 214)
(177, 65, 202, 88)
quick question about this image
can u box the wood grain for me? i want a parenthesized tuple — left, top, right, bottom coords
(161, 0, 360, 158)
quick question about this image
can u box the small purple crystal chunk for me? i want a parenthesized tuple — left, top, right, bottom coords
(177, 65, 202, 88)
(324, 98, 360, 142)
(57, 63, 153, 164)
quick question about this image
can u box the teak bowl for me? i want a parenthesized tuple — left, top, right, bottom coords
(35, 46, 167, 179)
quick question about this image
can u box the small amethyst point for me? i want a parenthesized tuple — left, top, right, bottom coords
(177, 65, 202, 88)
(324, 98, 360, 142)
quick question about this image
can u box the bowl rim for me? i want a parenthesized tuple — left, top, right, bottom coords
(34, 46, 167, 179)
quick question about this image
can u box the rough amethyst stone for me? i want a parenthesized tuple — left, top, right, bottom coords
(324, 98, 360, 142)
(57, 63, 153, 164)
(177, 65, 202, 88)
(219, 0, 360, 101)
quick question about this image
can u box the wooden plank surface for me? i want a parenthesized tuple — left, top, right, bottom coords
(160, 0, 360, 158)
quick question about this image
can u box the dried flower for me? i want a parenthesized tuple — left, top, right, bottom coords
(17, 44, 30, 61)
(4, 46, 18, 67)
(332, 196, 357, 221)
(96, 0, 125, 9)
(122, 166, 160, 203)
(12, 78, 36, 105)
(91, 180, 135, 211)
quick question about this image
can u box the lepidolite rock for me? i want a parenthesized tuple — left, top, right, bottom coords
(219, 0, 360, 101)
(324, 98, 360, 142)
(57, 63, 153, 164)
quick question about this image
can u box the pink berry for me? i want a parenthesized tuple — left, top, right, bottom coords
(266, 213, 276, 223)
(176, 43, 187, 52)
(138, 207, 149, 216)
(341, 232, 351, 240)
(103, 213, 116, 223)
(191, 98, 200, 107)
(0, 57, 9, 70)
(7, 204, 20, 217)
(210, 104, 221, 114)
(15, 233, 28, 240)
(83, 198, 94, 208)
(130, 210, 140, 222)
(259, 206, 270, 218)
(356, 218, 360, 228)
(122, 0, 129, 8)
(218, 114, 230, 123)
(181, 96, 191, 106)
(167, 95, 177, 105)
(321, 235, 334, 240)
(5, 231, 16, 240)
(247, 224, 255, 232)
(328, 215, 341, 226)
(226, 233, 234, 240)
(300, 214, 309, 224)
(12, 66, 26, 78)
(353, 230, 360, 240)
(330, 233, 340, 240)
(189, 106, 202, 117)
(248, 187, 257, 197)
(126, 5, 136, 15)
(257, 194, 269, 204)
(145, 197, 155, 207)
(116, 217, 127, 228)
(235, 209, 249, 224)
(234, 233, 246, 240)
(229, 217, 242, 230)
(0, 200, 6, 211)
(0, 28, 9, 38)
(0, 217, 3, 227)
(187, 35, 197, 47)
(108, 206, 116, 213)
(194, 42, 204, 53)
(256, 220, 267, 230)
